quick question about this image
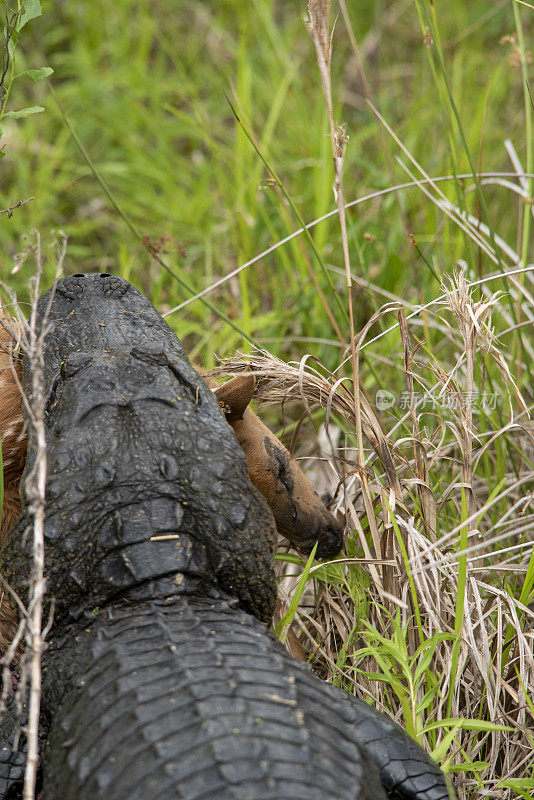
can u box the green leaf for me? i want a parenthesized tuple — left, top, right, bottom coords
(430, 721, 462, 763)
(3, 106, 44, 119)
(309, 560, 345, 586)
(274, 553, 303, 566)
(7, 34, 16, 59)
(19, 66, 53, 82)
(446, 760, 490, 774)
(415, 687, 439, 715)
(413, 639, 444, 685)
(498, 776, 534, 798)
(275, 543, 317, 644)
(19, 0, 42, 29)
(345, 562, 370, 611)
(423, 718, 513, 734)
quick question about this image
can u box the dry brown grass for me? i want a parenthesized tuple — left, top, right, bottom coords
(213, 267, 534, 799)
(228, 5, 533, 796)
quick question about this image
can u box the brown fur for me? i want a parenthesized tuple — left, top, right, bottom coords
(0, 317, 343, 659)
(0, 318, 25, 541)
(0, 317, 25, 656)
(214, 373, 343, 558)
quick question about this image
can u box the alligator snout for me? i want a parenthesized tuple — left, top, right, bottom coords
(41, 273, 191, 386)
(56, 272, 129, 301)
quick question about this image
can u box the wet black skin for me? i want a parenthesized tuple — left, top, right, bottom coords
(0, 274, 453, 800)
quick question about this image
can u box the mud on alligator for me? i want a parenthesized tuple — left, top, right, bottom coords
(0, 274, 454, 799)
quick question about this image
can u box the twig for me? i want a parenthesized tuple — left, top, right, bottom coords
(0, 230, 66, 800)
(306, 1, 387, 577)
(0, 198, 34, 219)
(0, 4, 21, 105)
(20, 248, 48, 800)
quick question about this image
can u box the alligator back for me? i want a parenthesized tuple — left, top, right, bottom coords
(40, 596, 449, 800)
(41, 598, 387, 800)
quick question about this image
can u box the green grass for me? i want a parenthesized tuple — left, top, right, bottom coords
(1, 2, 533, 798)
(1, 2, 529, 362)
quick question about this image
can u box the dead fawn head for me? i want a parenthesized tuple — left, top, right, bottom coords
(215, 371, 343, 560)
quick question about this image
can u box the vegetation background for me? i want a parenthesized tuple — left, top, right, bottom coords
(1, 1, 533, 798)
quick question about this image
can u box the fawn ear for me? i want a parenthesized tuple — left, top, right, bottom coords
(214, 369, 255, 423)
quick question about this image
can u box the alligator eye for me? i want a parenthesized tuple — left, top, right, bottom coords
(60, 353, 93, 379)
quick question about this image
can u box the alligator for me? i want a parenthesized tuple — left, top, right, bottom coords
(0, 273, 453, 799)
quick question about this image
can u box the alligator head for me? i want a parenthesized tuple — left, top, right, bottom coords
(3, 273, 278, 623)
